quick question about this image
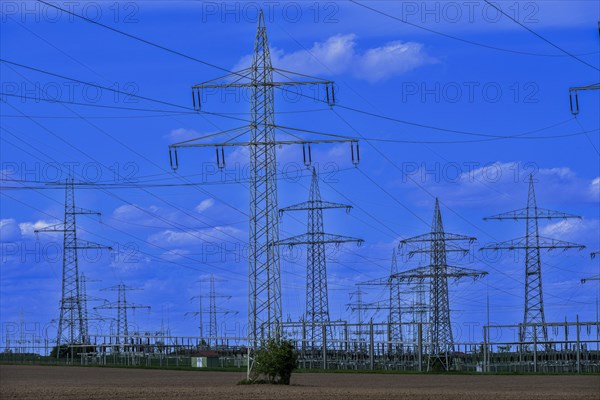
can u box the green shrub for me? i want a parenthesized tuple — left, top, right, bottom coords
(253, 338, 298, 385)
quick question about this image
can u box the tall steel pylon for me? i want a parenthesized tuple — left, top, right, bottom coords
(277, 168, 362, 346)
(96, 283, 149, 350)
(359, 250, 405, 352)
(388, 251, 403, 349)
(188, 275, 237, 347)
(34, 178, 111, 347)
(167, 9, 358, 377)
(80, 274, 91, 344)
(481, 176, 584, 346)
(396, 199, 486, 369)
(79, 274, 105, 343)
(346, 287, 369, 345)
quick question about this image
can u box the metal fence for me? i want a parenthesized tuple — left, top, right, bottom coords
(1, 320, 598, 373)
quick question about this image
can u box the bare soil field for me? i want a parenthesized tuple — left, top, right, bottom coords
(1, 365, 598, 399)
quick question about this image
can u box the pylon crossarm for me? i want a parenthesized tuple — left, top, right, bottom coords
(272, 67, 333, 83)
(95, 302, 149, 310)
(67, 240, 112, 250)
(274, 232, 363, 247)
(70, 207, 102, 216)
(279, 200, 351, 213)
(34, 223, 65, 233)
(169, 126, 250, 148)
(192, 68, 253, 88)
(407, 246, 470, 258)
(171, 138, 354, 149)
(484, 207, 530, 220)
(275, 124, 357, 141)
(444, 265, 488, 280)
(581, 275, 600, 283)
(400, 232, 476, 246)
(392, 265, 486, 281)
(569, 82, 600, 92)
(534, 208, 583, 219)
(348, 301, 388, 311)
(195, 79, 333, 90)
(484, 207, 581, 220)
(480, 236, 585, 251)
(358, 276, 395, 286)
(391, 266, 429, 282)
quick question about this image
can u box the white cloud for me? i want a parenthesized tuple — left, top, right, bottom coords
(195, 198, 215, 213)
(113, 204, 160, 219)
(396, 162, 599, 209)
(540, 219, 598, 242)
(18, 220, 57, 237)
(165, 128, 201, 142)
(148, 226, 243, 248)
(234, 34, 435, 83)
(538, 167, 576, 180)
(590, 177, 600, 200)
(354, 40, 435, 82)
(111, 204, 164, 228)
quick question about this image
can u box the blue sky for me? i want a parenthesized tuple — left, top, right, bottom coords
(1, 1, 599, 346)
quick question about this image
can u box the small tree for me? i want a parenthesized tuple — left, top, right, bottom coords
(254, 338, 298, 385)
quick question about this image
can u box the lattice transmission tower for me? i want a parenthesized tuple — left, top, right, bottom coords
(396, 199, 486, 369)
(277, 168, 362, 346)
(346, 287, 369, 346)
(167, 9, 359, 377)
(79, 273, 105, 344)
(96, 283, 149, 350)
(481, 175, 585, 346)
(34, 178, 111, 347)
(359, 250, 405, 352)
(188, 275, 237, 347)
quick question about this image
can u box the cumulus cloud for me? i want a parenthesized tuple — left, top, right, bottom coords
(18, 220, 57, 237)
(148, 226, 243, 248)
(111, 204, 164, 228)
(590, 177, 600, 200)
(540, 218, 598, 242)
(396, 161, 599, 209)
(195, 198, 215, 213)
(165, 128, 201, 142)
(234, 34, 435, 83)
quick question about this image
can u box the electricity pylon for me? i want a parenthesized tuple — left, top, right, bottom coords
(276, 168, 362, 347)
(346, 288, 369, 345)
(187, 275, 237, 347)
(34, 178, 111, 348)
(481, 175, 585, 347)
(96, 283, 149, 351)
(80, 273, 91, 343)
(79, 273, 103, 343)
(79, 274, 107, 343)
(396, 199, 486, 370)
(166, 9, 359, 377)
(359, 250, 405, 353)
